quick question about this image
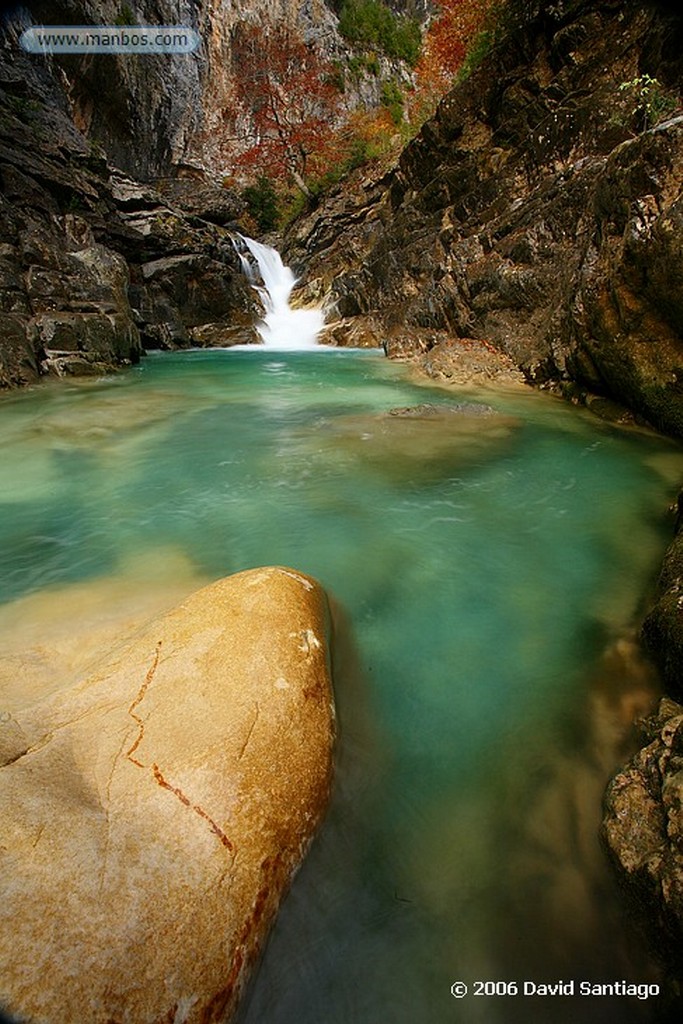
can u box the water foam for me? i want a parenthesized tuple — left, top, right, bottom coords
(240, 237, 325, 349)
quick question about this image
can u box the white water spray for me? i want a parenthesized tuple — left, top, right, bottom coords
(239, 237, 325, 349)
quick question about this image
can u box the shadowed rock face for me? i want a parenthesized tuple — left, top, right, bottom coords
(286, 0, 683, 434)
(0, 102, 257, 383)
(0, 567, 335, 1024)
(14, 0, 207, 180)
(602, 697, 683, 971)
(0, 6, 264, 386)
(642, 495, 683, 703)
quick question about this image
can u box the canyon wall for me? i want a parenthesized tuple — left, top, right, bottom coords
(288, 0, 683, 435)
(0, 0, 423, 383)
(0, 2, 264, 384)
(10, 1, 420, 180)
(0, 55, 256, 385)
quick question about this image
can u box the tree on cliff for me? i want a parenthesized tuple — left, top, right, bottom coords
(416, 0, 493, 91)
(230, 25, 344, 198)
(405, 0, 497, 126)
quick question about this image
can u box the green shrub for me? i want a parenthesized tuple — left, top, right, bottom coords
(338, 1, 422, 67)
(114, 3, 136, 27)
(240, 176, 280, 232)
(346, 134, 371, 170)
(381, 80, 404, 125)
(456, 28, 495, 84)
(618, 74, 678, 130)
(327, 61, 347, 93)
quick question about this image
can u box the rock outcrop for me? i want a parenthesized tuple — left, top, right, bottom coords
(287, 0, 683, 434)
(0, 36, 258, 384)
(8, 1, 345, 181)
(0, 566, 335, 1024)
(0, 4, 321, 385)
(603, 697, 683, 971)
(642, 493, 683, 703)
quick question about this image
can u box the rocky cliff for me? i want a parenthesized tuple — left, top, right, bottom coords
(0, 6, 262, 385)
(18, 0, 206, 179)
(603, 697, 683, 981)
(8, 1, 421, 181)
(14, 1, 341, 180)
(287, 0, 683, 434)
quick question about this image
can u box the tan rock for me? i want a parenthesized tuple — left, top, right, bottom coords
(0, 547, 209, 712)
(602, 697, 683, 965)
(0, 566, 335, 1024)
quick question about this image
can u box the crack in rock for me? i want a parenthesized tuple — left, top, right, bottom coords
(124, 640, 234, 853)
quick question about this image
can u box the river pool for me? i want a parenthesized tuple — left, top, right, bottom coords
(1, 347, 681, 1023)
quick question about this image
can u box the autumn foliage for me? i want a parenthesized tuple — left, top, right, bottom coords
(415, 0, 494, 95)
(231, 25, 344, 197)
(223, 2, 501, 220)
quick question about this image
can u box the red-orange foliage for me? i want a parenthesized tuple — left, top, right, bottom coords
(416, 0, 492, 91)
(231, 25, 344, 195)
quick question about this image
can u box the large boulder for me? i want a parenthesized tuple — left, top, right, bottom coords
(0, 566, 335, 1024)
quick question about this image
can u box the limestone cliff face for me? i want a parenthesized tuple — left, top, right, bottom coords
(190, 0, 341, 177)
(13, 1, 419, 181)
(287, 0, 683, 435)
(18, 1, 340, 180)
(17, 0, 206, 179)
(0, 5, 265, 386)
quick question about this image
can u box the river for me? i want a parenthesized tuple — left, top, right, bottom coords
(0, 347, 681, 1023)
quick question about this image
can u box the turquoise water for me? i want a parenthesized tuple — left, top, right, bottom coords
(1, 348, 681, 1022)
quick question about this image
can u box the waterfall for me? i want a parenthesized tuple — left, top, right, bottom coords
(238, 237, 325, 349)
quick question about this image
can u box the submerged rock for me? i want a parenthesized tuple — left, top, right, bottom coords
(0, 566, 335, 1024)
(387, 402, 495, 417)
(308, 403, 518, 483)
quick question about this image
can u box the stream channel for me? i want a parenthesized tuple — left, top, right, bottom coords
(1, 345, 682, 1023)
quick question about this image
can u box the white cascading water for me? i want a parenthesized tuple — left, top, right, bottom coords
(240, 236, 325, 349)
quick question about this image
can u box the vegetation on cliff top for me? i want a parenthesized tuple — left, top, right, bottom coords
(235, 0, 500, 230)
(337, 0, 422, 65)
